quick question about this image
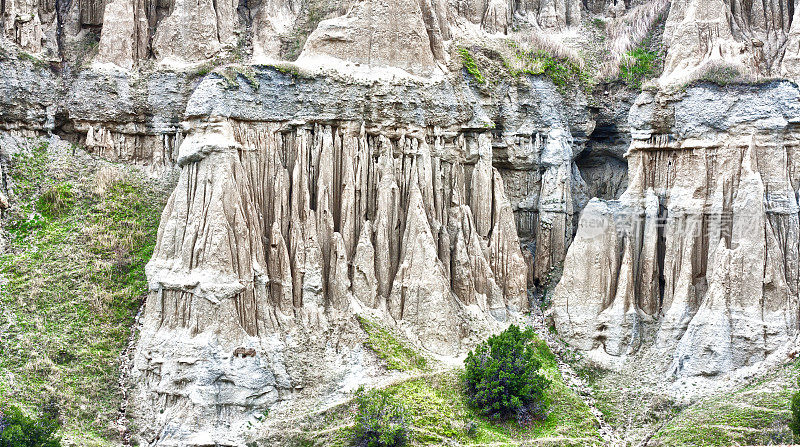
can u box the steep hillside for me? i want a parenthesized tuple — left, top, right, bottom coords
(0, 136, 175, 446)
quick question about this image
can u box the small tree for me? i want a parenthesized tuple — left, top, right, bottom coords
(0, 405, 61, 447)
(464, 325, 550, 422)
(351, 388, 408, 447)
(790, 377, 800, 440)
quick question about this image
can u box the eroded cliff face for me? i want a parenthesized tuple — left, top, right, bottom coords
(0, 0, 588, 71)
(661, 0, 800, 83)
(553, 82, 800, 377)
(0, 40, 605, 447)
(123, 66, 597, 443)
(0, 44, 596, 282)
(5, 0, 800, 444)
(132, 116, 530, 443)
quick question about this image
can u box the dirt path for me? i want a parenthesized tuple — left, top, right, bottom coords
(116, 304, 145, 447)
(527, 306, 623, 446)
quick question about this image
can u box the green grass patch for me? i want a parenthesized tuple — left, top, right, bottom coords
(356, 316, 427, 371)
(619, 46, 658, 89)
(388, 376, 466, 444)
(257, 63, 304, 78)
(302, 333, 600, 446)
(459, 47, 486, 84)
(652, 361, 799, 446)
(504, 43, 591, 93)
(0, 140, 172, 446)
(18, 52, 49, 70)
(36, 183, 75, 219)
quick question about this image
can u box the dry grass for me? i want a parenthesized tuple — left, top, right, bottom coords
(507, 30, 585, 70)
(499, 0, 670, 84)
(685, 59, 759, 86)
(600, 0, 670, 78)
(93, 165, 125, 197)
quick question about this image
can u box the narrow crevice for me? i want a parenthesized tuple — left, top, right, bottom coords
(656, 199, 667, 313)
(55, 0, 72, 62)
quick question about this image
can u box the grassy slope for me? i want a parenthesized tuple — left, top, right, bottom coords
(583, 362, 682, 444)
(582, 354, 800, 446)
(297, 332, 602, 447)
(0, 139, 172, 446)
(651, 360, 799, 446)
(356, 316, 428, 372)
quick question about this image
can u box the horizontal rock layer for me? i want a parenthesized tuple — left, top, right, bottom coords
(553, 82, 800, 377)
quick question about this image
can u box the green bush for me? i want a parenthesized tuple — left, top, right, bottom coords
(464, 325, 550, 422)
(0, 405, 61, 447)
(351, 387, 408, 447)
(620, 46, 658, 88)
(790, 377, 800, 440)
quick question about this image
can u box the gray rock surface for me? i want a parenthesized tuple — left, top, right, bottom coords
(128, 111, 535, 444)
(662, 0, 800, 84)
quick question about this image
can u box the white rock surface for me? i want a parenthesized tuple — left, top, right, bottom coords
(297, 0, 442, 76)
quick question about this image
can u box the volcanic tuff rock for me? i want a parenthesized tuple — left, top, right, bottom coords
(298, 0, 443, 75)
(55, 21, 596, 436)
(101, 49, 597, 440)
(0, 24, 606, 443)
(552, 82, 800, 377)
(0, 43, 594, 273)
(118, 59, 599, 441)
(1, 0, 594, 69)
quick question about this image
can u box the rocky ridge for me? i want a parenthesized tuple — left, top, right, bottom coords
(661, 0, 800, 84)
(2, 0, 587, 69)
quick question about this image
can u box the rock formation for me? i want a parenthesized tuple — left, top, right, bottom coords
(251, 0, 302, 62)
(453, 0, 582, 32)
(9, 0, 800, 444)
(512, 0, 583, 30)
(661, 0, 800, 83)
(126, 87, 536, 440)
(552, 82, 800, 376)
(298, 0, 444, 74)
(1, 0, 597, 70)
